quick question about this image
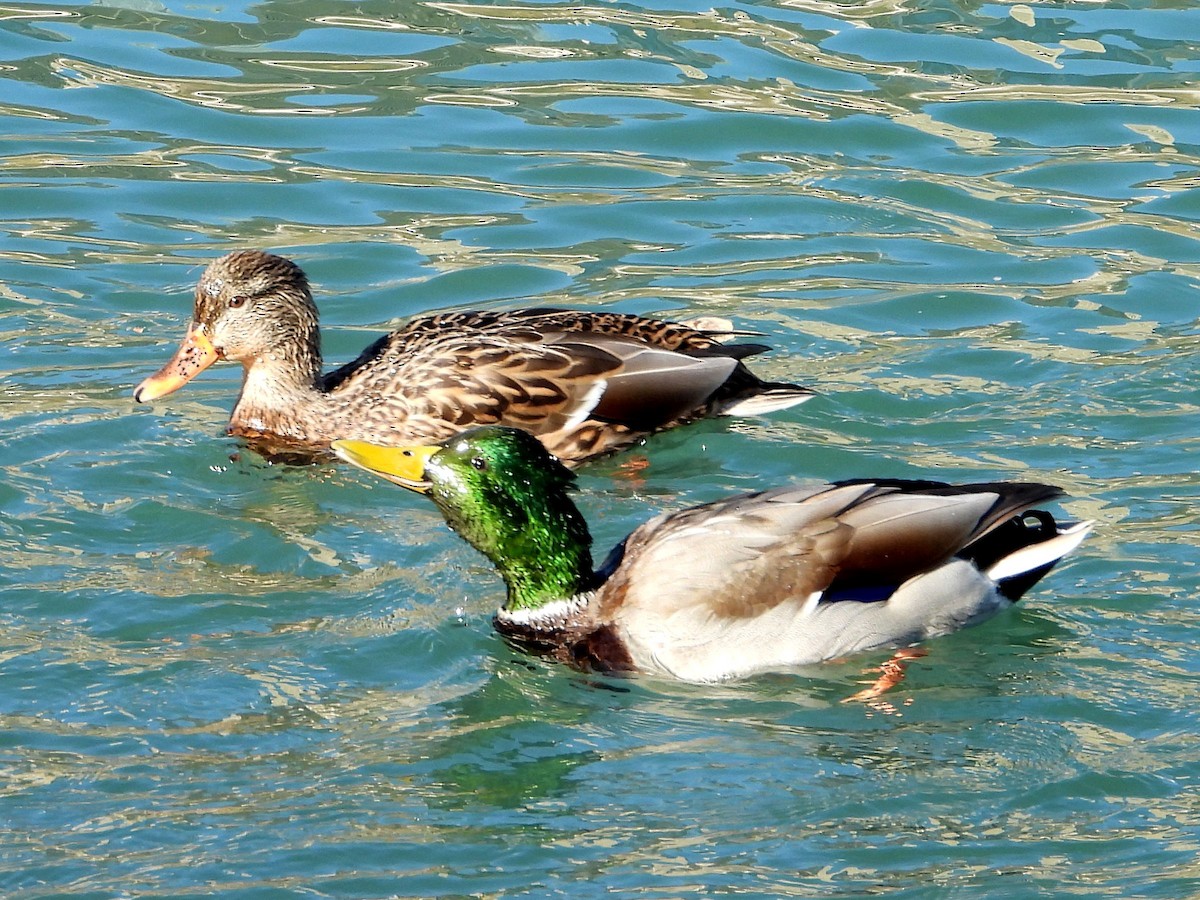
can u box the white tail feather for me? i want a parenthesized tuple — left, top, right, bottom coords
(680, 316, 763, 342)
(987, 521, 1093, 583)
(720, 389, 815, 417)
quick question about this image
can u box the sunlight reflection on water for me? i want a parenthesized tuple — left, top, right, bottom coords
(1, 0, 1198, 896)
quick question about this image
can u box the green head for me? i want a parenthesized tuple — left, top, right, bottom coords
(334, 426, 595, 611)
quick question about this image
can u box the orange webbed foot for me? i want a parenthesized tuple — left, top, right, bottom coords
(842, 647, 929, 711)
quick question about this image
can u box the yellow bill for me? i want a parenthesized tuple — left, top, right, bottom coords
(332, 440, 438, 493)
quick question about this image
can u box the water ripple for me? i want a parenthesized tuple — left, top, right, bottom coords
(1, 0, 1198, 895)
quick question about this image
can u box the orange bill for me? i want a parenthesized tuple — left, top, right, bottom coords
(133, 324, 220, 403)
(331, 440, 438, 493)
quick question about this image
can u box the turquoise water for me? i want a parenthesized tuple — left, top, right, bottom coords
(2, 0, 1198, 896)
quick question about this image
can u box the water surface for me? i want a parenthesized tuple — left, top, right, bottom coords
(1, 0, 1198, 896)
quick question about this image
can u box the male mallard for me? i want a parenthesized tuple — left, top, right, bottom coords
(332, 426, 1091, 683)
(133, 250, 813, 463)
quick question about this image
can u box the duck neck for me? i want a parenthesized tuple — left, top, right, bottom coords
(242, 344, 324, 396)
(455, 489, 596, 614)
(231, 340, 329, 439)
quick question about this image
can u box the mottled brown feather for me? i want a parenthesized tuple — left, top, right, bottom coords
(142, 252, 813, 464)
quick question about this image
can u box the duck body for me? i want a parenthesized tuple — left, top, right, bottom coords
(133, 251, 814, 464)
(333, 427, 1091, 684)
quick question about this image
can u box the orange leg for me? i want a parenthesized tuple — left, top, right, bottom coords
(843, 646, 929, 707)
(614, 455, 651, 486)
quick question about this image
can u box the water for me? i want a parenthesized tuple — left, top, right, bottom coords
(2, 0, 1198, 896)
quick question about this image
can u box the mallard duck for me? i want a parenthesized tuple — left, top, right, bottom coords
(133, 250, 814, 463)
(332, 426, 1092, 683)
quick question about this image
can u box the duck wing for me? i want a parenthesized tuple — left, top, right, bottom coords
(597, 480, 1069, 680)
(538, 331, 738, 428)
(376, 308, 746, 354)
(323, 316, 750, 448)
(326, 309, 736, 367)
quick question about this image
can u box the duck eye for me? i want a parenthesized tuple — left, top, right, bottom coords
(228, 294, 249, 309)
(470, 456, 488, 471)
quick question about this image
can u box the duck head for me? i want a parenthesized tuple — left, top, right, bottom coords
(334, 426, 596, 611)
(134, 250, 322, 402)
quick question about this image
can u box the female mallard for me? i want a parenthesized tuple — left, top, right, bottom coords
(133, 250, 813, 463)
(332, 426, 1091, 683)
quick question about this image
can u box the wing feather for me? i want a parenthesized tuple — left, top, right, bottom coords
(324, 321, 754, 443)
(598, 480, 1065, 677)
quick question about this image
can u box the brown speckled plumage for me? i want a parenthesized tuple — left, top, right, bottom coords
(134, 250, 815, 463)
